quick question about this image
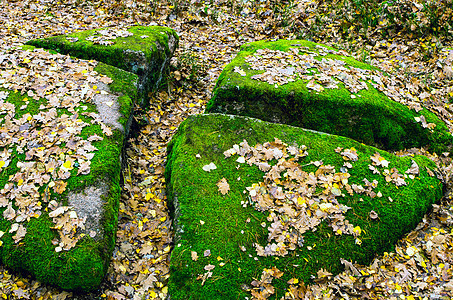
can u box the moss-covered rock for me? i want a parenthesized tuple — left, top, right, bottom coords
(26, 25, 178, 106)
(206, 40, 452, 154)
(165, 113, 443, 299)
(0, 47, 138, 291)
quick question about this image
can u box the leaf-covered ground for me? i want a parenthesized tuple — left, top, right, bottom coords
(1, 0, 453, 299)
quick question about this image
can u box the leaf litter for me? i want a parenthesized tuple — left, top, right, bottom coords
(1, 0, 453, 299)
(0, 44, 120, 252)
(223, 138, 417, 260)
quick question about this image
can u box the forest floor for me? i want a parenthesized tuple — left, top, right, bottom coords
(1, 0, 453, 299)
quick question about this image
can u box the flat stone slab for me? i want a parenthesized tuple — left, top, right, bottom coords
(165, 113, 443, 299)
(206, 40, 452, 153)
(0, 47, 137, 291)
(27, 25, 178, 106)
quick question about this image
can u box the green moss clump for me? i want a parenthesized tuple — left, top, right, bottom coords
(0, 61, 137, 291)
(206, 39, 452, 154)
(26, 26, 179, 105)
(165, 113, 443, 300)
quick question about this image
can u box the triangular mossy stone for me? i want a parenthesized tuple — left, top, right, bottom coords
(206, 40, 452, 154)
(0, 47, 138, 291)
(26, 25, 178, 105)
(165, 113, 443, 300)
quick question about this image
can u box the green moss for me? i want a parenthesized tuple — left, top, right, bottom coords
(165, 114, 443, 300)
(206, 39, 452, 154)
(26, 26, 179, 105)
(0, 60, 137, 291)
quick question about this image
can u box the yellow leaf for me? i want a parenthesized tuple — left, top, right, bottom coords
(297, 196, 305, 205)
(62, 160, 72, 169)
(0, 161, 5, 168)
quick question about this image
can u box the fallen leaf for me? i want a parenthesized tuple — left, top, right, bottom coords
(216, 178, 230, 195)
(202, 162, 217, 172)
(369, 210, 379, 219)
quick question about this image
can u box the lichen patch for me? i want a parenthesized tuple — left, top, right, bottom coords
(68, 181, 109, 241)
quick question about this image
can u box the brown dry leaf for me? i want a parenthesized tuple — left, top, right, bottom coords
(13, 224, 27, 243)
(204, 264, 215, 271)
(405, 160, 419, 175)
(316, 268, 332, 278)
(53, 181, 67, 194)
(191, 251, 198, 261)
(3, 203, 16, 221)
(216, 177, 230, 195)
(369, 210, 379, 219)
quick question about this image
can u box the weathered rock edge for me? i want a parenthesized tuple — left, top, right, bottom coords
(165, 113, 443, 299)
(206, 39, 452, 154)
(27, 25, 178, 106)
(0, 61, 138, 291)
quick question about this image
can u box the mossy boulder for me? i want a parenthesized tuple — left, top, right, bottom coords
(165, 113, 443, 299)
(26, 25, 178, 105)
(0, 47, 138, 291)
(206, 40, 452, 154)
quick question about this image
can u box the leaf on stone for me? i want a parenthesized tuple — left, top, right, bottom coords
(13, 224, 27, 243)
(406, 160, 419, 175)
(217, 178, 230, 195)
(99, 76, 114, 84)
(49, 206, 69, 218)
(3, 203, 16, 221)
(369, 210, 379, 219)
(340, 258, 360, 276)
(370, 152, 389, 167)
(233, 66, 246, 76)
(204, 264, 215, 271)
(202, 162, 217, 172)
(316, 268, 332, 278)
(340, 148, 358, 161)
(53, 180, 68, 194)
